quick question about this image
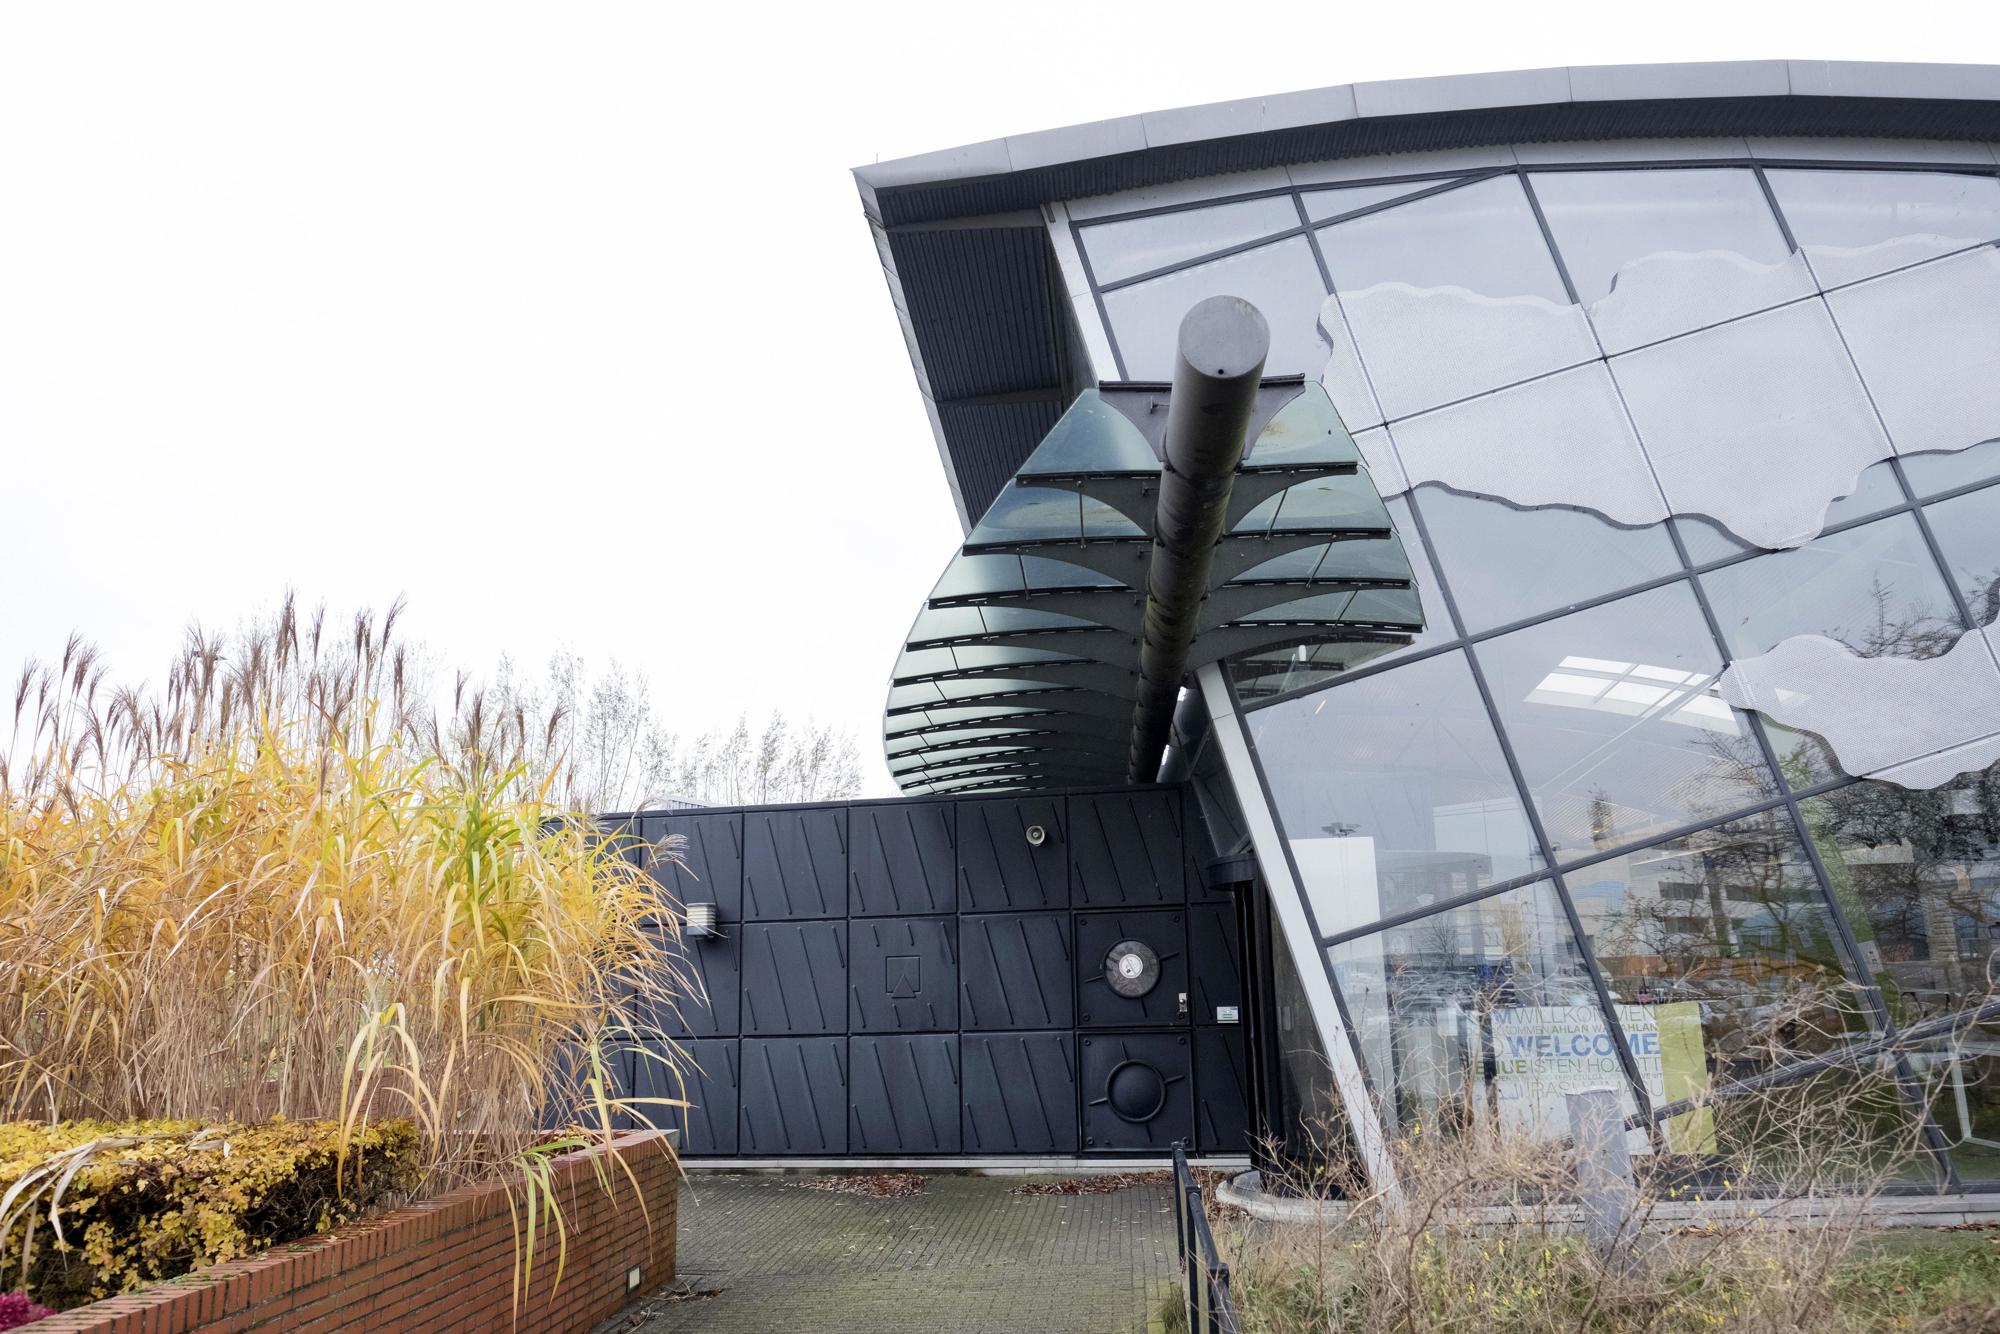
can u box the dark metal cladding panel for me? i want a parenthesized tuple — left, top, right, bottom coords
(643, 813, 744, 919)
(1081, 1031, 1193, 1153)
(956, 796, 1068, 912)
(1075, 909, 1188, 1029)
(849, 917, 958, 1034)
(1185, 783, 1233, 902)
(1193, 1026, 1250, 1155)
(1069, 791, 1187, 907)
(743, 808, 847, 920)
(638, 925, 741, 1039)
(632, 1038, 740, 1156)
(740, 1037, 847, 1156)
(850, 1035, 962, 1154)
(1188, 901, 1243, 1027)
(740, 921, 847, 1036)
(851, 802, 957, 916)
(959, 912, 1074, 1031)
(961, 1032, 1079, 1155)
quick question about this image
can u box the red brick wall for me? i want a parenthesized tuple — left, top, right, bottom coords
(30, 1131, 677, 1334)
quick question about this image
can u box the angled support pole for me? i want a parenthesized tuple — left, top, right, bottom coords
(1128, 296, 1269, 783)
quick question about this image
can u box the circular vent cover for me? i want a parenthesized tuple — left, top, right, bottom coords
(1102, 939, 1160, 998)
(1104, 1060, 1168, 1123)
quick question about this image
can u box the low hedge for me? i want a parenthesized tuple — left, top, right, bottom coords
(0, 1116, 419, 1310)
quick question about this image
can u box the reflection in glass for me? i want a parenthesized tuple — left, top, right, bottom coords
(1920, 486, 2000, 626)
(1414, 486, 1681, 634)
(1080, 195, 1300, 285)
(1699, 512, 1962, 660)
(1767, 168, 2000, 286)
(1530, 168, 1791, 304)
(1475, 583, 1777, 860)
(1674, 457, 1908, 565)
(1301, 180, 1445, 223)
(1800, 767, 2000, 1179)
(1103, 235, 1329, 379)
(1327, 882, 1638, 1140)
(1247, 650, 1541, 939)
(1316, 175, 1568, 302)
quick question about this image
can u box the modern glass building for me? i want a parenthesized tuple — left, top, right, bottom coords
(634, 62, 2000, 1193)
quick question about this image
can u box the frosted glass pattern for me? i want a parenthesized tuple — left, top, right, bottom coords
(1317, 292, 1386, 431)
(1611, 300, 1891, 549)
(1338, 284, 1600, 419)
(1718, 624, 2000, 788)
(1768, 168, 2000, 289)
(1351, 425, 1406, 496)
(1081, 195, 1300, 284)
(1385, 363, 1667, 525)
(1829, 247, 2000, 460)
(1584, 250, 1818, 356)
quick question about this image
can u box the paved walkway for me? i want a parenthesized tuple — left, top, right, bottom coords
(600, 1172, 1179, 1334)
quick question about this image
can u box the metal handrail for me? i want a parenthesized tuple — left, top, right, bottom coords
(1171, 1141, 1242, 1334)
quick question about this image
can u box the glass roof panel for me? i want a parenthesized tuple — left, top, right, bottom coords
(1234, 477, 1394, 534)
(1241, 384, 1363, 470)
(1014, 390, 1159, 475)
(1080, 195, 1302, 285)
(1301, 179, 1454, 223)
(968, 485, 1085, 547)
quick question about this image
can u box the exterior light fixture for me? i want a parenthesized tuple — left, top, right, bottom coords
(684, 902, 720, 939)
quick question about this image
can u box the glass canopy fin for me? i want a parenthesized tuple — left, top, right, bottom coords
(884, 380, 1424, 794)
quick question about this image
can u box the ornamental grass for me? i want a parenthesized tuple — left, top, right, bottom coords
(0, 597, 694, 1307)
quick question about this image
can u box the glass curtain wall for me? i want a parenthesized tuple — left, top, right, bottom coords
(1070, 148, 2000, 1187)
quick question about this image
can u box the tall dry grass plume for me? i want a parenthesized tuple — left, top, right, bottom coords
(0, 596, 692, 1200)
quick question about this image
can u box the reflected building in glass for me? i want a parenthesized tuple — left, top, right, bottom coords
(835, 61, 2000, 1190)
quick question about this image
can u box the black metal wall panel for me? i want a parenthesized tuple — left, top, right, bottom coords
(1075, 909, 1188, 1029)
(1081, 1032, 1192, 1152)
(632, 1038, 740, 1156)
(741, 921, 847, 1035)
(959, 912, 1074, 1031)
(956, 796, 1068, 912)
(962, 1032, 1079, 1154)
(849, 917, 959, 1033)
(1069, 791, 1186, 907)
(850, 1035, 961, 1154)
(645, 813, 744, 919)
(1193, 1027, 1250, 1154)
(851, 802, 957, 916)
(1188, 901, 1243, 1027)
(744, 808, 847, 920)
(642, 926, 741, 1039)
(740, 1037, 847, 1155)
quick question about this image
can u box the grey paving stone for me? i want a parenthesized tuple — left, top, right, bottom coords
(599, 1172, 1179, 1334)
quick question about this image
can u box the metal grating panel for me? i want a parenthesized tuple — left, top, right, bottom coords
(959, 911, 1075, 1030)
(962, 1032, 1080, 1154)
(851, 802, 958, 916)
(957, 796, 1069, 910)
(740, 921, 848, 1036)
(849, 917, 960, 1033)
(744, 808, 847, 920)
(850, 1035, 962, 1154)
(740, 1037, 847, 1156)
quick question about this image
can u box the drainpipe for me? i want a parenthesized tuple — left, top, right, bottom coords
(1127, 296, 1270, 783)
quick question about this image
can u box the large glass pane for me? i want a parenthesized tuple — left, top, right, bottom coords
(1327, 882, 1641, 1141)
(1904, 439, 2000, 498)
(1102, 235, 1329, 379)
(1316, 174, 1568, 303)
(1576, 811, 1931, 1180)
(1921, 485, 2000, 624)
(1530, 167, 1792, 304)
(1246, 650, 1542, 938)
(1414, 486, 1682, 634)
(1270, 903, 1366, 1190)
(1301, 180, 1444, 223)
(1767, 167, 2000, 286)
(1080, 195, 1301, 285)
(1700, 512, 1963, 660)
(1475, 583, 1778, 861)
(1801, 767, 2000, 1180)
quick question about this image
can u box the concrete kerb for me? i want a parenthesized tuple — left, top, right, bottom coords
(1216, 1168, 2000, 1231)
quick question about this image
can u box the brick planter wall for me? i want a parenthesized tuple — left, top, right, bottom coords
(29, 1130, 677, 1334)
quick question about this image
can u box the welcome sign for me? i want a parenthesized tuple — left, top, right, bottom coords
(1487, 1002, 1715, 1153)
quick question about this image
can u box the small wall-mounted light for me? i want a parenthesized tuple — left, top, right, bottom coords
(685, 902, 721, 939)
(1025, 824, 1046, 847)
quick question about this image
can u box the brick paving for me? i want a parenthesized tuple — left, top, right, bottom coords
(599, 1172, 1179, 1334)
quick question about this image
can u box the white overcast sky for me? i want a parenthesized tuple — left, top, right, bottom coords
(2, 2, 1995, 795)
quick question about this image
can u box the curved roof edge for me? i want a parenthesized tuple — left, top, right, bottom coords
(854, 61, 2000, 225)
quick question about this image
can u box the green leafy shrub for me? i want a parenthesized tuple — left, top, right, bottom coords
(0, 1116, 420, 1310)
